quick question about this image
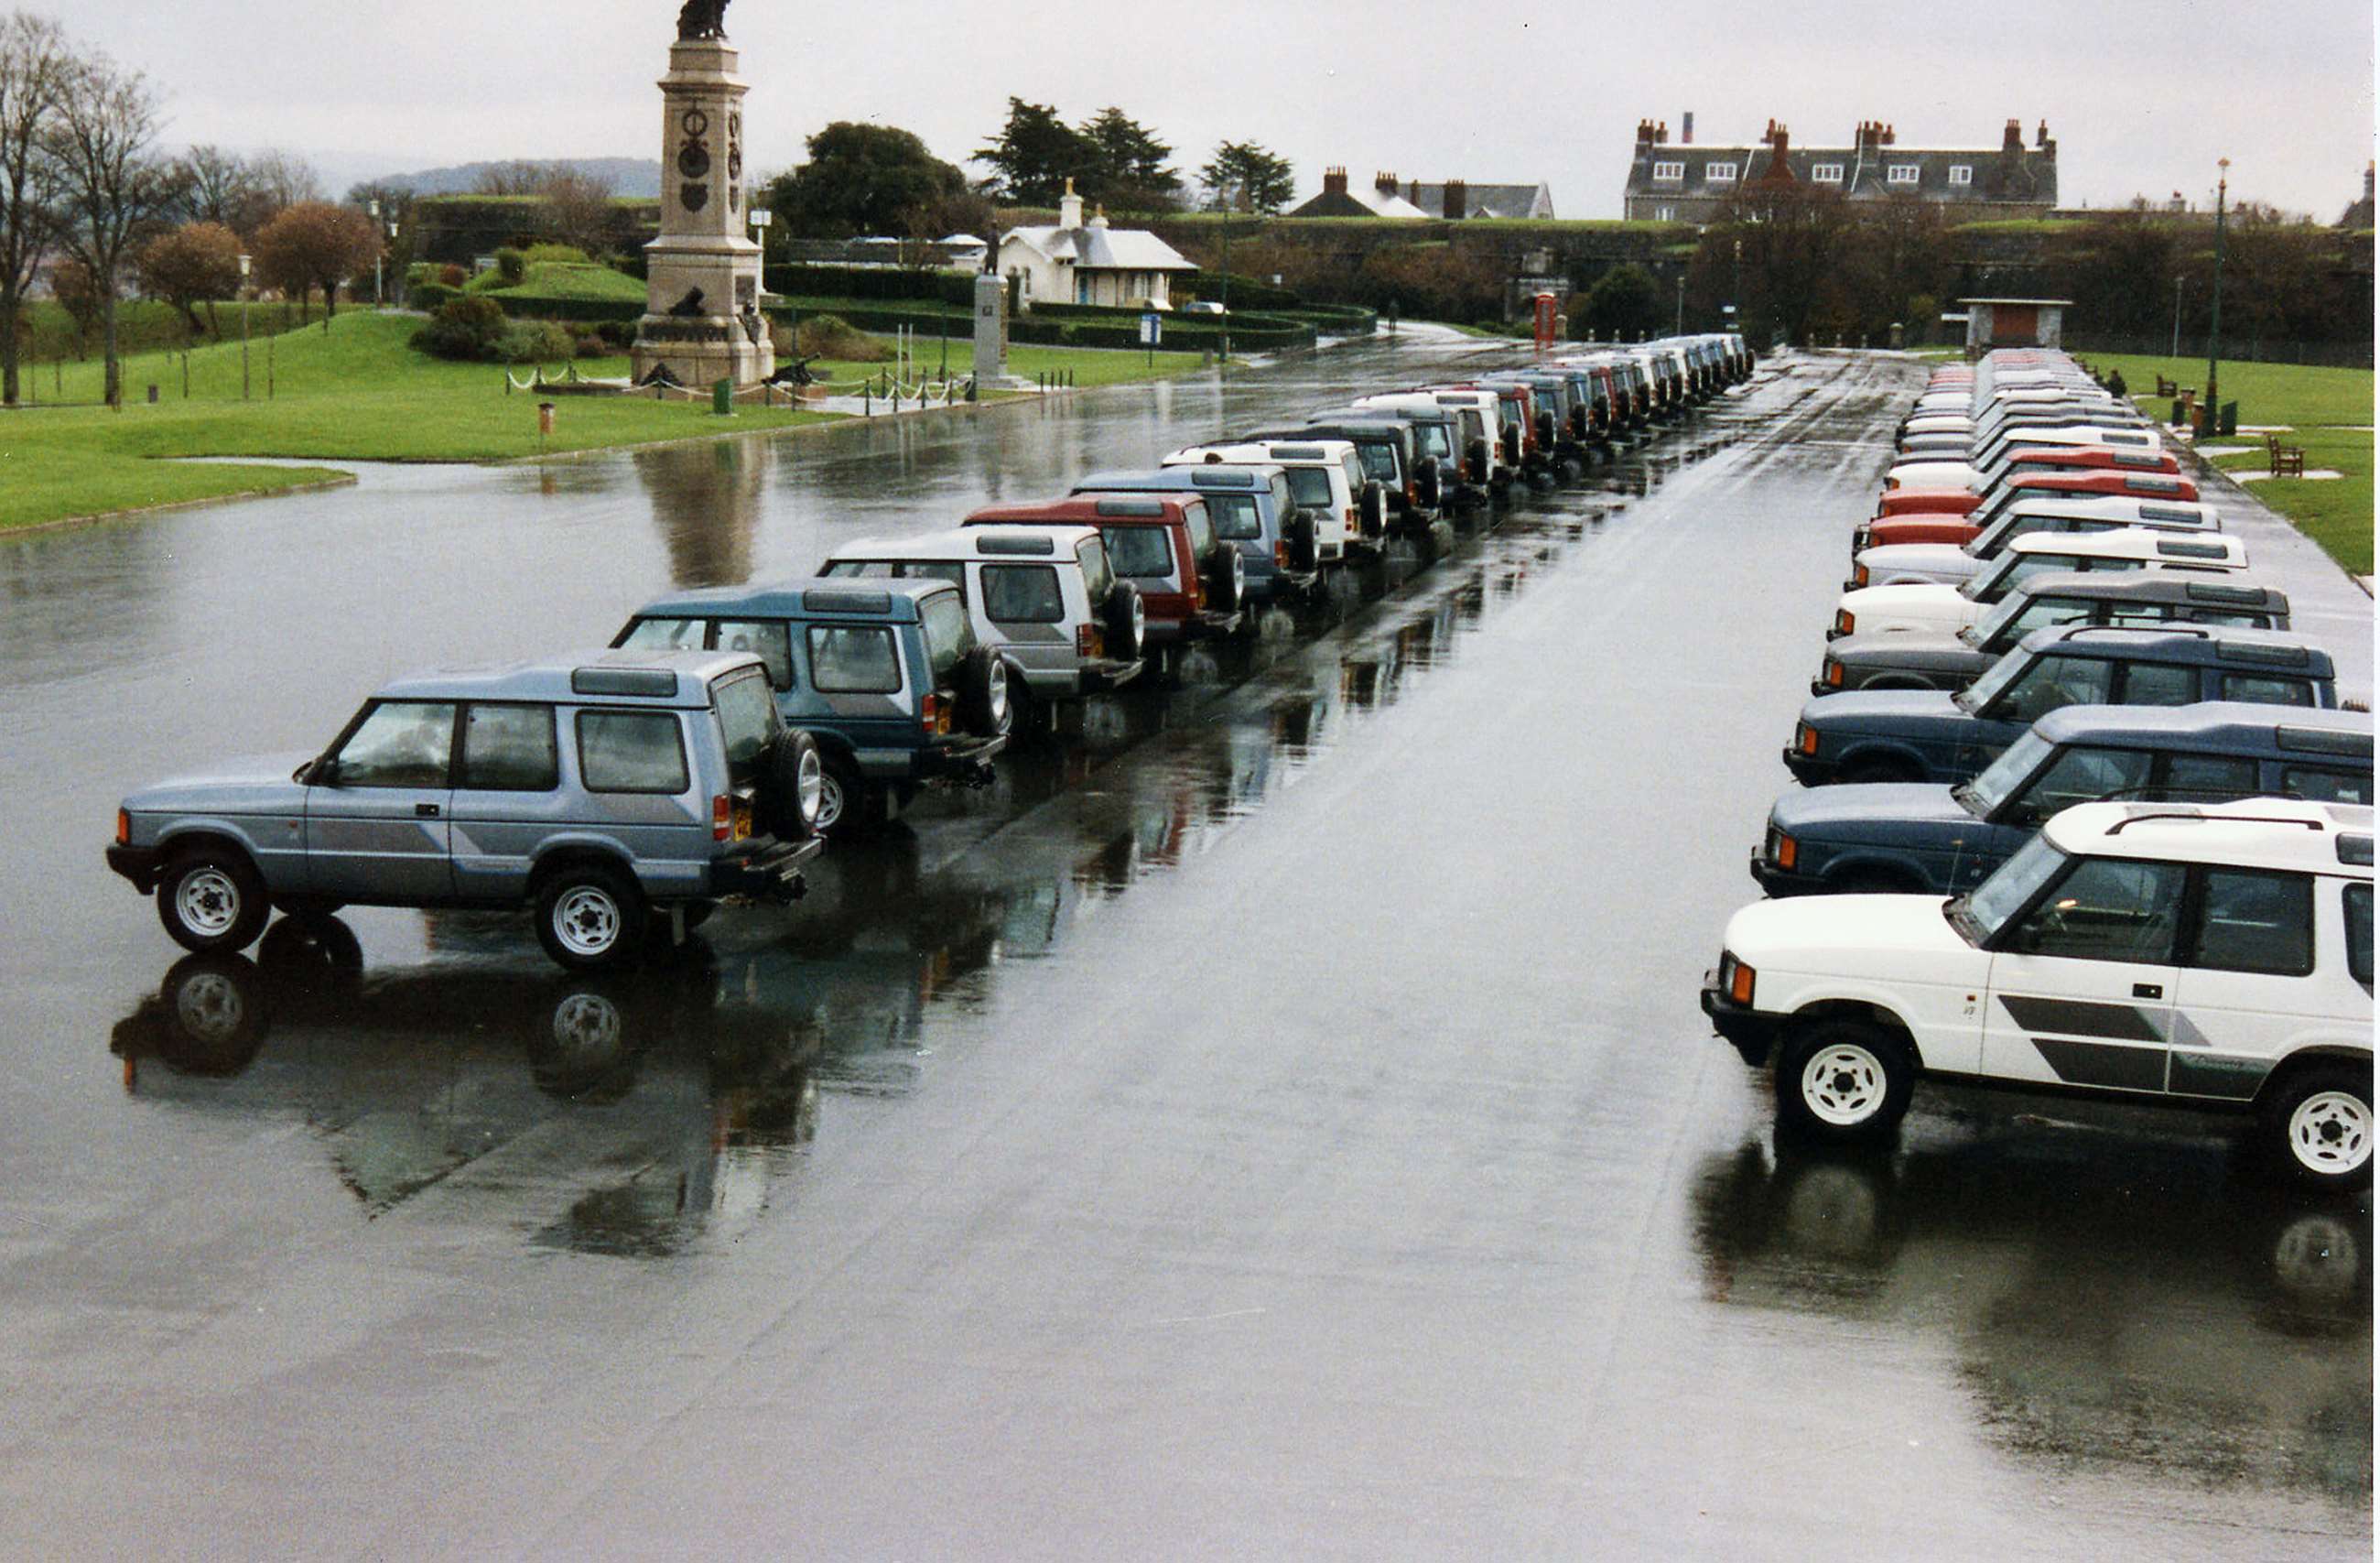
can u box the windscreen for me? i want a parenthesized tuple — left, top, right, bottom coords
(1962, 728, 2054, 817)
(1963, 833, 2070, 940)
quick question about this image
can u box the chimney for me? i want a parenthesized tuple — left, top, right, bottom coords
(1058, 177, 1083, 229)
(1636, 118, 1656, 147)
(1444, 179, 1468, 220)
(1882, 123, 1895, 147)
(2035, 118, 2049, 149)
(1855, 119, 1878, 153)
(1657, 120, 1669, 144)
(1089, 202, 1109, 231)
(1323, 167, 1347, 198)
(1375, 169, 1397, 196)
(1682, 110, 1694, 145)
(2002, 118, 2023, 155)
(1407, 178, 1420, 206)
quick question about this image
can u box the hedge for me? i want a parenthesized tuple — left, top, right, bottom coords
(762, 263, 976, 306)
(758, 298, 1317, 353)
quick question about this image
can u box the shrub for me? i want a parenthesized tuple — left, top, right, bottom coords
(408, 281, 460, 311)
(410, 295, 509, 360)
(593, 319, 636, 349)
(572, 332, 609, 359)
(493, 247, 526, 285)
(494, 320, 579, 363)
(794, 312, 889, 362)
(439, 264, 467, 288)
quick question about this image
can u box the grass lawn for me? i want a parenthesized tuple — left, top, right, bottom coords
(464, 261, 647, 303)
(2077, 352, 2375, 576)
(0, 309, 1207, 533)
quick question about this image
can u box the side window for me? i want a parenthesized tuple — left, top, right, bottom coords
(1995, 655, 2115, 724)
(2222, 674, 2316, 707)
(903, 561, 968, 598)
(2006, 856, 2186, 963)
(618, 616, 708, 653)
(806, 625, 903, 693)
(715, 620, 794, 691)
(459, 703, 558, 791)
(820, 559, 894, 580)
(332, 701, 457, 788)
(2284, 766, 2373, 806)
(980, 564, 1066, 624)
(2118, 659, 2199, 707)
(2189, 868, 2314, 977)
(2010, 745, 2151, 824)
(2183, 610, 2273, 628)
(2346, 885, 2374, 986)
(576, 711, 689, 794)
(2157, 753, 2257, 803)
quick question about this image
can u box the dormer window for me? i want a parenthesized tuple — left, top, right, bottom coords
(1704, 162, 1737, 183)
(1887, 164, 1920, 185)
(1651, 161, 1684, 182)
(1810, 163, 1844, 183)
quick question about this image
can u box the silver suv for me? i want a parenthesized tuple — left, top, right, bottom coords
(106, 648, 826, 971)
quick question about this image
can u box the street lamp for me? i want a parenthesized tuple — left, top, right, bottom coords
(369, 200, 383, 307)
(1212, 179, 1239, 364)
(1673, 271, 1685, 334)
(2205, 159, 2228, 434)
(237, 252, 251, 400)
(2170, 274, 2185, 360)
(1731, 236, 1742, 326)
(748, 205, 772, 265)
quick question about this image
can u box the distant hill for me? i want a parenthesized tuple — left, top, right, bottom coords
(380, 157, 663, 198)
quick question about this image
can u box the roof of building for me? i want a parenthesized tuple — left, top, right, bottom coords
(1626, 124, 2058, 207)
(999, 222, 1195, 271)
(1402, 180, 1552, 220)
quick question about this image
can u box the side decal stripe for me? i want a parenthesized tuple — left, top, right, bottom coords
(2000, 993, 2165, 1043)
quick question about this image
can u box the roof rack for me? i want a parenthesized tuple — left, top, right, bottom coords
(2105, 808, 2322, 835)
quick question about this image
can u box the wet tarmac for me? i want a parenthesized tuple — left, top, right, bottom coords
(0, 341, 2367, 1557)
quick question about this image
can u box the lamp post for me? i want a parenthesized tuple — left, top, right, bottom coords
(2170, 274, 2184, 360)
(1731, 236, 1742, 325)
(237, 252, 251, 400)
(2206, 159, 2228, 433)
(369, 200, 383, 307)
(1673, 270, 1685, 334)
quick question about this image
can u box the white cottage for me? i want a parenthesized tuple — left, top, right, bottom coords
(998, 180, 1197, 309)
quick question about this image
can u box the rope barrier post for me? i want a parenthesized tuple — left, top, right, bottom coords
(863, 385, 871, 417)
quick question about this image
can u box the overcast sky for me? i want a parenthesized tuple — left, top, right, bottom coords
(66, 0, 2376, 221)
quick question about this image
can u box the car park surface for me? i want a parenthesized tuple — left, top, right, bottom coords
(5, 343, 2370, 1558)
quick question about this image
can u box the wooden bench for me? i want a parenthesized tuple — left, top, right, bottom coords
(2155, 374, 2179, 398)
(2266, 431, 2307, 477)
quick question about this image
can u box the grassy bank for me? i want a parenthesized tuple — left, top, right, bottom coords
(2077, 352, 2374, 576)
(0, 310, 1204, 533)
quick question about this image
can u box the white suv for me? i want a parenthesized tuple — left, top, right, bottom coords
(1165, 440, 1363, 564)
(1702, 798, 2375, 1189)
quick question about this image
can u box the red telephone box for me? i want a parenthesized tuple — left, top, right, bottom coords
(1532, 291, 1559, 353)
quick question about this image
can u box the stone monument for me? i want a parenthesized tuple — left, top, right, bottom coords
(631, 0, 774, 389)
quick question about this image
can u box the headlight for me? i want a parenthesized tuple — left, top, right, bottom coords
(1719, 951, 1757, 1005)
(1773, 830, 1798, 871)
(1853, 563, 1869, 588)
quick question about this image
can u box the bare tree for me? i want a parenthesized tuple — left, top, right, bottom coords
(0, 10, 73, 407)
(46, 46, 175, 407)
(246, 147, 318, 218)
(537, 166, 615, 255)
(472, 159, 549, 196)
(176, 142, 273, 234)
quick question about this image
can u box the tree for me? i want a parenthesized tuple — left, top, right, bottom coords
(973, 98, 1090, 207)
(45, 45, 175, 407)
(1077, 107, 1178, 213)
(1693, 180, 1859, 347)
(537, 166, 615, 255)
(1575, 264, 1664, 338)
(1197, 141, 1295, 215)
(0, 10, 72, 406)
(252, 201, 381, 321)
(175, 144, 271, 234)
(763, 121, 968, 238)
(471, 160, 550, 197)
(49, 253, 96, 350)
(135, 219, 240, 333)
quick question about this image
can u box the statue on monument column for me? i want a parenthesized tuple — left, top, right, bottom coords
(676, 0, 729, 40)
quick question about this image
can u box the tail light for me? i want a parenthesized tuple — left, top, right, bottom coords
(711, 794, 732, 842)
(1406, 480, 1419, 505)
(1834, 610, 1855, 636)
(1797, 723, 1820, 755)
(922, 691, 948, 734)
(1076, 623, 1098, 658)
(1345, 505, 1357, 534)
(1274, 540, 1289, 570)
(115, 808, 129, 846)
(1823, 659, 1844, 688)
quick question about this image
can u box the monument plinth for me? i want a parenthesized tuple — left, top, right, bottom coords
(631, 35, 773, 389)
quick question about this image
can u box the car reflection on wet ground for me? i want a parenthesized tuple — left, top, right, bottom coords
(1, 341, 2366, 1558)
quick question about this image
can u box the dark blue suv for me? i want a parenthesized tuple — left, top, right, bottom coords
(1756, 702, 2374, 895)
(615, 580, 1007, 834)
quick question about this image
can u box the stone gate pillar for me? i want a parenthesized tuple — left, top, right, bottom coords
(632, 33, 773, 388)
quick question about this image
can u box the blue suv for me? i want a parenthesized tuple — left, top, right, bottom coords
(615, 579, 1008, 834)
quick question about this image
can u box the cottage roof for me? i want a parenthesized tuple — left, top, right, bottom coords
(1000, 223, 1195, 270)
(1401, 180, 1553, 219)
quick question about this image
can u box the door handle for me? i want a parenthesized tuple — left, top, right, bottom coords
(416, 803, 442, 819)
(2133, 982, 2162, 999)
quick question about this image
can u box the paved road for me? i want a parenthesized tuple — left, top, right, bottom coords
(0, 344, 2366, 1558)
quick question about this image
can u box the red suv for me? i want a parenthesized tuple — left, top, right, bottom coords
(964, 496, 1244, 647)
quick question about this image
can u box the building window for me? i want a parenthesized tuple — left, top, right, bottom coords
(1810, 164, 1844, 183)
(1887, 164, 1920, 185)
(1654, 206, 1676, 223)
(1704, 162, 1737, 184)
(1948, 165, 1973, 186)
(1651, 161, 1684, 182)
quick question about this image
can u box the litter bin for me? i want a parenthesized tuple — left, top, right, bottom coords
(536, 401, 556, 437)
(2218, 400, 2238, 437)
(712, 378, 733, 417)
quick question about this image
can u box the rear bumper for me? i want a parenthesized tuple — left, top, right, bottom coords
(1150, 609, 1244, 643)
(916, 733, 1007, 783)
(107, 841, 162, 894)
(709, 835, 823, 902)
(1080, 657, 1142, 693)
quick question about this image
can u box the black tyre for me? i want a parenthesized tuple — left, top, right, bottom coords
(1775, 1021, 1914, 1143)
(1466, 437, 1490, 484)
(1283, 509, 1319, 572)
(1358, 482, 1390, 540)
(756, 729, 824, 841)
(1534, 410, 1556, 451)
(1500, 427, 1520, 464)
(812, 757, 866, 835)
(1102, 581, 1145, 662)
(954, 646, 1011, 737)
(2263, 1063, 2375, 1191)
(534, 864, 647, 971)
(1202, 542, 1244, 613)
(1414, 461, 1442, 509)
(157, 846, 270, 955)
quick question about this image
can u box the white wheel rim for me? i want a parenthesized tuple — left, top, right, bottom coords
(176, 869, 242, 937)
(1130, 593, 1144, 645)
(552, 885, 621, 957)
(815, 773, 845, 829)
(2288, 1091, 2372, 1177)
(795, 746, 824, 823)
(988, 660, 1010, 725)
(550, 993, 623, 1058)
(1801, 1043, 1888, 1126)
(174, 971, 245, 1043)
